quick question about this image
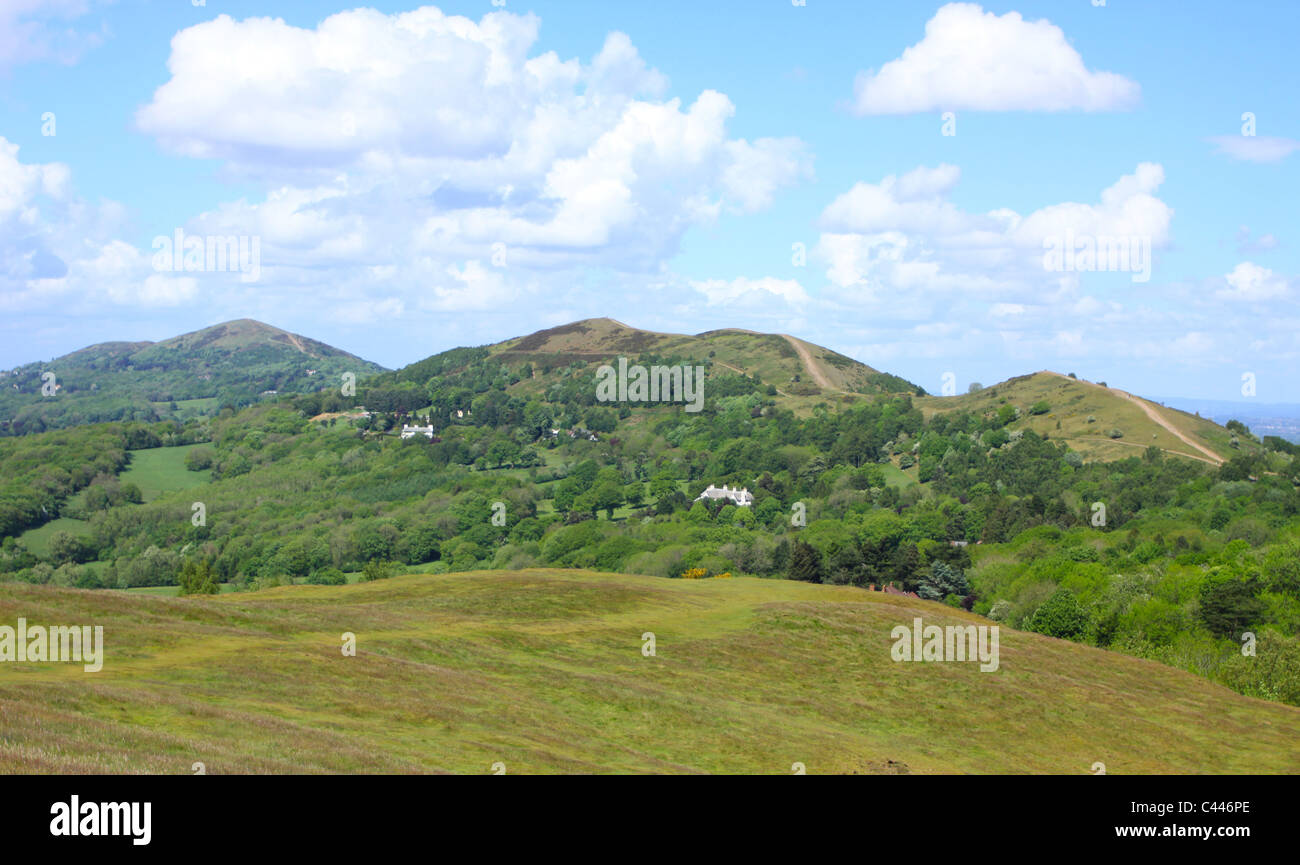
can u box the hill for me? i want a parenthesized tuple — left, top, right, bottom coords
(918, 371, 1258, 465)
(1, 568, 1296, 774)
(383, 317, 922, 407)
(0, 319, 385, 435)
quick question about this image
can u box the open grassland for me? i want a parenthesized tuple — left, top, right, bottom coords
(916, 372, 1246, 464)
(16, 517, 94, 558)
(1, 569, 1297, 774)
(119, 444, 210, 502)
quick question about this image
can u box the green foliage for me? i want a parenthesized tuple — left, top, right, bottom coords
(789, 539, 823, 583)
(361, 560, 399, 582)
(178, 559, 219, 595)
(1028, 589, 1090, 640)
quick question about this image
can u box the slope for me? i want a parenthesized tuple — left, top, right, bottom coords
(1, 569, 1296, 774)
(400, 317, 922, 405)
(0, 319, 386, 435)
(917, 371, 1252, 465)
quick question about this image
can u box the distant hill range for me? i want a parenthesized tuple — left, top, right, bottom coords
(0, 319, 385, 435)
(3, 315, 1261, 465)
(384, 317, 1254, 466)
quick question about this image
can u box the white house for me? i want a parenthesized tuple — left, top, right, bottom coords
(696, 484, 754, 507)
(400, 424, 436, 440)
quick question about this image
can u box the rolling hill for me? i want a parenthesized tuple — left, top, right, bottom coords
(0, 319, 386, 435)
(431, 317, 920, 401)
(384, 317, 1254, 465)
(1, 568, 1296, 774)
(916, 371, 1258, 465)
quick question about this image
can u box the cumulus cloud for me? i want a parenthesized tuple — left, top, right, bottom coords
(816, 162, 1173, 301)
(0, 137, 227, 314)
(130, 5, 810, 304)
(1217, 262, 1289, 301)
(851, 3, 1139, 114)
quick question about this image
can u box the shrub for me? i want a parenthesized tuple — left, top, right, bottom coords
(361, 560, 398, 582)
(1028, 589, 1090, 640)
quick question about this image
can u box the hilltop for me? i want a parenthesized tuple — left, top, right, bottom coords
(382, 317, 921, 405)
(917, 371, 1257, 466)
(0, 319, 385, 435)
(383, 317, 1253, 465)
(2, 569, 1296, 774)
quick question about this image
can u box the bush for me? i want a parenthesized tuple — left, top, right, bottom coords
(361, 560, 398, 582)
(307, 567, 346, 586)
(178, 559, 219, 595)
(185, 447, 216, 471)
(1028, 589, 1090, 640)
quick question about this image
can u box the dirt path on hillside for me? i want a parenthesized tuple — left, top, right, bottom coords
(1044, 371, 1223, 465)
(782, 334, 841, 391)
(1054, 434, 1220, 466)
(286, 333, 314, 356)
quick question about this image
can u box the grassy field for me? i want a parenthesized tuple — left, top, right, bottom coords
(17, 517, 94, 558)
(119, 444, 211, 502)
(1, 568, 1297, 774)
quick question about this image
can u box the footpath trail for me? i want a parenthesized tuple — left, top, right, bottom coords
(782, 334, 840, 391)
(1043, 371, 1224, 465)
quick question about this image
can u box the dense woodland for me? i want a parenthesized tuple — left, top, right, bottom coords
(2, 350, 1299, 706)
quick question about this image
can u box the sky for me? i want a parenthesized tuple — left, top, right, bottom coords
(0, 0, 1297, 402)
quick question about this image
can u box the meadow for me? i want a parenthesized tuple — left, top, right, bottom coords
(1, 569, 1297, 774)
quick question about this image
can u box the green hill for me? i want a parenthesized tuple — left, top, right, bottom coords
(0, 319, 385, 435)
(918, 371, 1257, 466)
(380, 317, 922, 410)
(2, 569, 1297, 774)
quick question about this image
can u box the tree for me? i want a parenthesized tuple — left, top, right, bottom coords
(361, 560, 398, 582)
(1027, 589, 1089, 640)
(592, 481, 623, 519)
(178, 559, 219, 595)
(789, 539, 823, 583)
(185, 447, 215, 471)
(967, 383, 983, 394)
(1198, 572, 1264, 637)
(919, 559, 969, 600)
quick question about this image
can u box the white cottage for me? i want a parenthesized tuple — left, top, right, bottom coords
(695, 484, 754, 507)
(400, 424, 436, 440)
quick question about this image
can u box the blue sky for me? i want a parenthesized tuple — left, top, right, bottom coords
(1, 0, 1296, 401)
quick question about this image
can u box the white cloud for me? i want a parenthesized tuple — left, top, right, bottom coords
(690, 276, 810, 308)
(1217, 262, 1289, 301)
(129, 5, 810, 305)
(851, 3, 1139, 114)
(816, 162, 1172, 299)
(1207, 135, 1300, 163)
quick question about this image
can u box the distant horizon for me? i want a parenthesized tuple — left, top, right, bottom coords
(7, 314, 1300, 419)
(2, 2, 1296, 400)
